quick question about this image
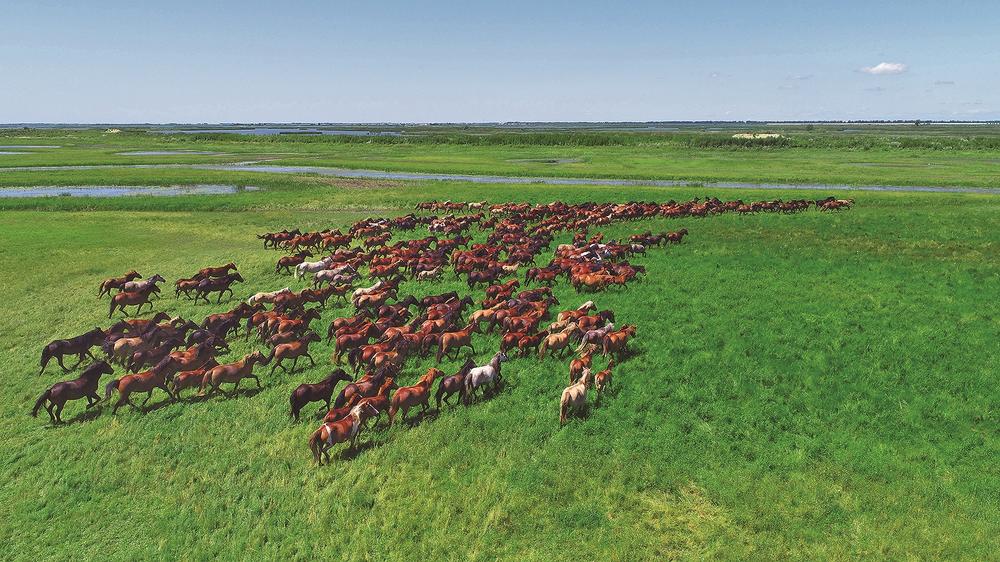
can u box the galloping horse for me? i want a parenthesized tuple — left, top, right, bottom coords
(602, 324, 637, 359)
(32, 360, 114, 423)
(388, 368, 444, 425)
(538, 324, 578, 359)
(105, 356, 179, 414)
(98, 270, 141, 298)
(39, 327, 106, 374)
(121, 274, 166, 296)
(308, 402, 380, 465)
(594, 359, 614, 399)
(196, 262, 237, 278)
(436, 324, 479, 364)
(269, 332, 321, 374)
(288, 369, 353, 421)
(463, 351, 508, 404)
(559, 369, 591, 425)
(435, 358, 475, 409)
(198, 351, 271, 397)
(108, 289, 156, 318)
(193, 273, 245, 304)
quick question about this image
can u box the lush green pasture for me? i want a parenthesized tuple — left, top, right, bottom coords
(3, 128, 1000, 188)
(1, 176, 998, 559)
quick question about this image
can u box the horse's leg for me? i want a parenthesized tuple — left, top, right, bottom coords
(290, 357, 298, 373)
(306, 353, 316, 367)
(56, 354, 69, 372)
(45, 401, 56, 422)
(270, 359, 281, 376)
(141, 391, 153, 408)
(72, 352, 85, 370)
(252, 375, 262, 389)
(54, 401, 65, 423)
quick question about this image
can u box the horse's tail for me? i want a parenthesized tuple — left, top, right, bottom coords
(538, 339, 548, 360)
(347, 347, 361, 372)
(97, 281, 106, 296)
(308, 427, 324, 464)
(31, 389, 51, 417)
(39, 345, 53, 374)
(104, 378, 120, 400)
(559, 395, 568, 425)
(107, 298, 116, 319)
(289, 390, 298, 419)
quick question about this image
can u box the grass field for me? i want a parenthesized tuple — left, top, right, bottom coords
(1, 128, 999, 559)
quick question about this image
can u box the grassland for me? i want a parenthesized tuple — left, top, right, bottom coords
(1, 128, 999, 559)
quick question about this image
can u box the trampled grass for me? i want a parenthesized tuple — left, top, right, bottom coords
(1, 174, 998, 559)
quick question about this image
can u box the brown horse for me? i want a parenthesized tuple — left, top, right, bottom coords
(288, 368, 353, 421)
(569, 350, 593, 385)
(98, 270, 141, 298)
(193, 272, 245, 304)
(169, 362, 218, 399)
(32, 360, 114, 423)
(308, 402, 380, 465)
(435, 358, 476, 409)
(40, 327, 106, 374)
(354, 377, 398, 428)
(197, 262, 237, 278)
(538, 324, 578, 360)
(198, 351, 271, 397)
(603, 324, 637, 359)
(389, 368, 444, 425)
(105, 356, 179, 414)
(269, 332, 321, 374)
(108, 290, 156, 318)
(436, 324, 479, 363)
(594, 359, 614, 400)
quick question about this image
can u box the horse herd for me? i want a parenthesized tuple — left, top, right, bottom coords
(32, 196, 848, 464)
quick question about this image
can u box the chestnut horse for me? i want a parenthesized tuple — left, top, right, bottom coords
(108, 290, 155, 318)
(603, 324, 637, 359)
(40, 327, 106, 374)
(435, 323, 479, 364)
(198, 350, 271, 397)
(594, 359, 614, 400)
(98, 270, 141, 298)
(197, 262, 237, 278)
(308, 402, 380, 465)
(105, 356, 179, 414)
(269, 332, 321, 374)
(388, 368, 444, 425)
(288, 368, 353, 421)
(32, 360, 114, 423)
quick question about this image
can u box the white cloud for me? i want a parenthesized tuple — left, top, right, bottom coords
(862, 62, 908, 75)
(934, 80, 955, 86)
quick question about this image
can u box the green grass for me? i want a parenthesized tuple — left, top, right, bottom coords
(2, 127, 1000, 188)
(1, 172, 998, 559)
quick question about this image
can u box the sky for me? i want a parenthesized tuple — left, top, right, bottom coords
(1, 0, 998, 123)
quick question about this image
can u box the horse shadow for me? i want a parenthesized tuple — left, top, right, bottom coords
(43, 407, 103, 427)
(402, 408, 439, 428)
(337, 439, 379, 461)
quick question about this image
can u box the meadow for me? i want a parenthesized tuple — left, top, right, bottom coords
(1, 128, 998, 560)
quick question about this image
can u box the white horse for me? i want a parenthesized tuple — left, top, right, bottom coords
(247, 287, 291, 306)
(416, 267, 443, 281)
(352, 280, 385, 300)
(463, 351, 508, 403)
(295, 257, 333, 280)
(559, 369, 590, 425)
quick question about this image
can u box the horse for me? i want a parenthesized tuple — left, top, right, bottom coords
(569, 350, 594, 385)
(248, 287, 292, 306)
(168, 362, 218, 399)
(576, 322, 615, 352)
(121, 274, 166, 296)
(308, 402, 380, 466)
(104, 356, 179, 414)
(275, 251, 313, 275)
(559, 369, 591, 425)
(463, 351, 508, 404)
(198, 350, 271, 397)
(32, 360, 114, 423)
(108, 290, 156, 318)
(197, 262, 237, 278)
(603, 324, 637, 359)
(269, 332, 321, 374)
(295, 257, 333, 280)
(193, 273, 245, 304)
(557, 301, 595, 322)
(435, 358, 475, 409)
(388, 368, 444, 425)
(289, 369, 353, 421)
(538, 324, 578, 359)
(39, 327, 106, 374)
(436, 323, 479, 364)
(594, 359, 614, 400)
(98, 270, 141, 298)
(354, 377, 398, 429)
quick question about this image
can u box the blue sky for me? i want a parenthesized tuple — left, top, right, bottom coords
(1, 1, 997, 122)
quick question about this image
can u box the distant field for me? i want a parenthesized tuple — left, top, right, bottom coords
(1, 127, 1000, 189)
(1, 128, 998, 559)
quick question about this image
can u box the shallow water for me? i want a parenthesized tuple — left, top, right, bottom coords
(0, 184, 259, 198)
(2, 163, 996, 194)
(0, 145, 60, 149)
(0, 151, 30, 155)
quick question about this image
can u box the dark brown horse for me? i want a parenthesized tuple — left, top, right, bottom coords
(32, 360, 114, 423)
(196, 262, 237, 278)
(435, 358, 476, 409)
(40, 327, 106, 374)
(108, 289, 156, 318)
(193, 272, 245, 304)
(289, 368, 353, 422)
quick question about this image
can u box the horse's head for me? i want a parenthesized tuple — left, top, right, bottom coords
(150, 274, 166, 283)
(495, 351, 508, 363)
(232, 273, 246, 283)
